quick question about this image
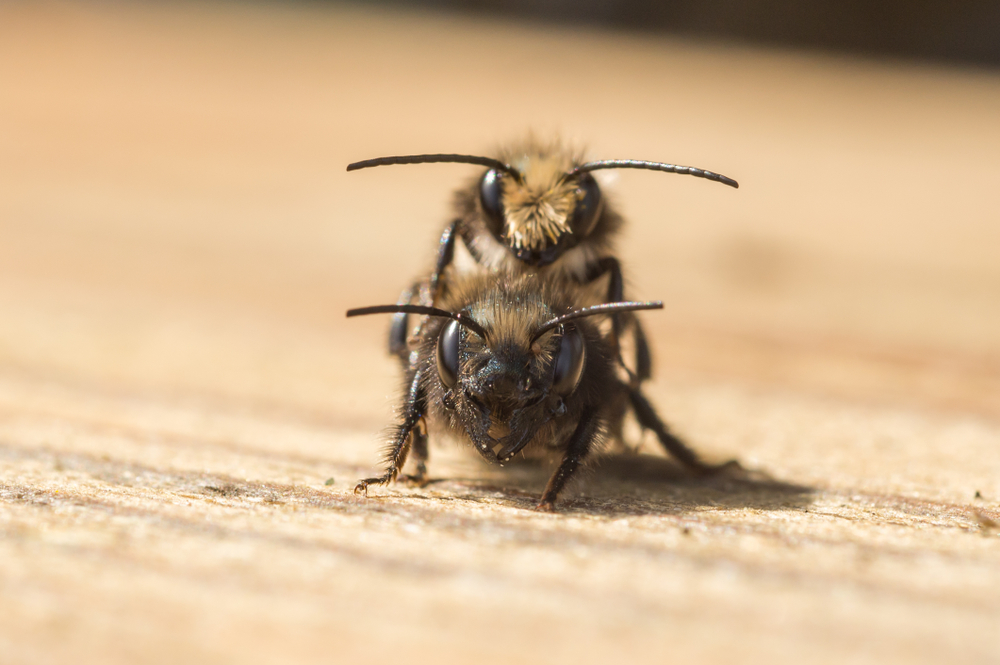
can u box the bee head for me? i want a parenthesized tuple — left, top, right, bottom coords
(436, 312, 574, 454)
(478, 147, 602, 267)
(347, 284, 663, 463)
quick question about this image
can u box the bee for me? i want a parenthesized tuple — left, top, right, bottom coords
(347, 139, 738, 384)
(347, 273, 733, 510)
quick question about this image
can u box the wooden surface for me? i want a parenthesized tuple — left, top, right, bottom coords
(1, 2, 999, 663)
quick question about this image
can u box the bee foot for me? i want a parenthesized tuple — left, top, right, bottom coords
(534, 499, 558, 512)
(353, 475, 394, 496)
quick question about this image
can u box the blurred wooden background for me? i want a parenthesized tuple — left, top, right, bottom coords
(369, 0, 1000, 66)
(1, 2, 998, 664)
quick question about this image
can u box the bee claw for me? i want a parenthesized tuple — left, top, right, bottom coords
(354, 473, 399, 497)
(535, 500, 557, 512)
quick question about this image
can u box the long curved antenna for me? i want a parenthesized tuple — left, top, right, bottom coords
(531, 301, 663, 343)
(347, 304, 488, 340)
(569, 159, 738, 189)
(347, 154, 520, 180)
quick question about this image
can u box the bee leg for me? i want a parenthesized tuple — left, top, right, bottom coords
(424, 220, 458, 305)
(355, 371, 427, 496)
(627, 388, 739, 474)
(537, 409, 600, 511)
(585, 257, 649, 384)
(631, 314, 653, 384)
(411, 220, 460, 339)
(391, 221, 460, 363)
(398, 418, 430, 486)
(585, 257, 625, 342)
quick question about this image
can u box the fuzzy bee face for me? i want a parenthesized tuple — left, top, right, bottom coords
(478, 146, 604, 268)
(433, 284, 588, 462)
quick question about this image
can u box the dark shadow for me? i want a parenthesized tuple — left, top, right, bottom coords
(577, 453, 815, 515)
(426, 452, 816, 516)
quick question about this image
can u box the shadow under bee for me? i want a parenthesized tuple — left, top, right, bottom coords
(390, 453, 813, 518)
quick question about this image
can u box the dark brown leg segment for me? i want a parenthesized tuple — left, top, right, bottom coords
(398, 418, 430, 486)
(388, 220, 459, 363)
(355, 370, 427, 495)
(585, 256, 652, 384)
(537, 409, 600, 510)
(628, 388, 737, 473)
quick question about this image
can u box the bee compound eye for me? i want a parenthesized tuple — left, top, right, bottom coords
(436, 319, 461, 389)
(552, 324, 586, 396)
(479, 169, 506, 237)
(569, 172, 602, 238)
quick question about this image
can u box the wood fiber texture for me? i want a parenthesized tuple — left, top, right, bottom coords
(1, 3, 998, 664)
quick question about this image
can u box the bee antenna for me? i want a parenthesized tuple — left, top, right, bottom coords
(569, 160, 738, 189)
(346, 304, 488, 339)
(531, 301, 664, 343)
(347, 154, 521, 180)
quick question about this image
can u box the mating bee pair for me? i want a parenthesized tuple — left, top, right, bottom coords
(347, 140, 738, 510)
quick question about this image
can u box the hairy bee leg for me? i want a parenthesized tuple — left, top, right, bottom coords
(398, 418, 429, 486)
(537, 409, 601, 511)
(627, 388, 736, 474)
(355, 371, 427, 496)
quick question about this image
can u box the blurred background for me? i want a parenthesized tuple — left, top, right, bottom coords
(1, 0, 998, 417)
(362, 0, 1000, 66)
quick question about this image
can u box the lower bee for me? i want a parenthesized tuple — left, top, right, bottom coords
(348, 273, 734, 510)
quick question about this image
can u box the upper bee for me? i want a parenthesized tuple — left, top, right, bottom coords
(347, 143, 737, 268)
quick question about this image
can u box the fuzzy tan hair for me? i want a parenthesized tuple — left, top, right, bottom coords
(497, 140, 586, 251)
